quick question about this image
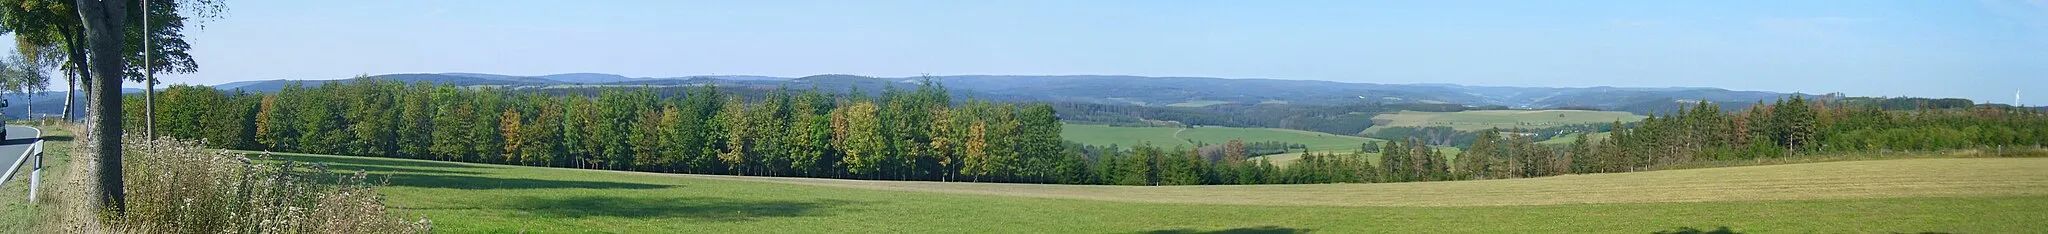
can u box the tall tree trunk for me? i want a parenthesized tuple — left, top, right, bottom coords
(63, 27, 92, 120)
(61, 70, 74, 120)
(75, 0, 128, 216)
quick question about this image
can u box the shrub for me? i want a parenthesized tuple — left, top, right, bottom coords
(113, 137, 430, 233)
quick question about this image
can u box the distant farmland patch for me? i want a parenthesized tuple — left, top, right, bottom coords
(1061, 124, 1382, 152)
(1165, 101, 1231, 107)
(1366, 110, 1645, 132)
(1248, 146, 1463, 167)
(1539, 132, 1612, 145)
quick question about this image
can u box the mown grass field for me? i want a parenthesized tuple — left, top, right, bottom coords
(1366, 110, 1645, 132)
(266, 151, 2048, 233)
(1062, 124, 1383, 152)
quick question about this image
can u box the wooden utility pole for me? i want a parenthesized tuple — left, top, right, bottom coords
(144, 0, 156, 139)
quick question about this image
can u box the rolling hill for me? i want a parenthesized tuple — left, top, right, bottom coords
(198, 73, 1815, 115)
(0, 89, 145, 120)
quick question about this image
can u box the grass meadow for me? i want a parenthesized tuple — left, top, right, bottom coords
(259, 151, 2048, 233)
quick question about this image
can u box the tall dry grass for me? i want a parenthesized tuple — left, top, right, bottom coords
(49, 134, 430, 233)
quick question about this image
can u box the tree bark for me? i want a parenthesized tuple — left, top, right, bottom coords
(61, 70, 73, 120)
(75, 0, 127, 215)
(62, 27, 92, 121)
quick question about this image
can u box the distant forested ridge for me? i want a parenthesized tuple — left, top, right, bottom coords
(207, 73, 1831, 115)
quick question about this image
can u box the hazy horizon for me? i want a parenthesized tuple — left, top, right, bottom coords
(200, 72, 1916, 95)
(8, 0, 2044, 104)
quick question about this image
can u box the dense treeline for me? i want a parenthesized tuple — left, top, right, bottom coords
(1091, 138, 1449, 185)
(136, 79, 1456, 185)
(137, 79, 1095, 183)
(1450, 96, 2048, 180)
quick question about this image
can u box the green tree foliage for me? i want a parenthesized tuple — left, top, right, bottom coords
(0, 52, 51, 112)
(1575, 96, 2048, 173)
(1567, 132, 1593, 173)
(427, 85, 472, 161)
(467, 88, 505, 164)
(521, 94, 563, 167)
(1280, 151, 1375, 184)
(788, 91, 833, 176)
(1456, 130, 1498, 178)
(1379, 139, 1408, 182)
(983, 102, 1023, 180)
(154, 85, 257, 149)
(833, 100, 887, 177)
(718, 95, 755, 174)
(1016, 103, 1064, 182)
(394, 82, 435, 158)
(676, 85, 724, 173)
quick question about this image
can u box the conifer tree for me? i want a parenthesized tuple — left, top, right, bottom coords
(1379, 139, 1408, 182)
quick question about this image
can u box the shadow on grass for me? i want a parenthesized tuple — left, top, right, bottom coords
(269, 153, 487, 169)
(1654, 226, 1740, 234)
(506, 195, 862, 222)
(375, 173, 673, 190)
(1141, 226, 1313, 234)
(322, 163, 483, 175)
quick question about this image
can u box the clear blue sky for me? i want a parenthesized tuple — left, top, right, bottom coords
(78, 0, 2048, 104)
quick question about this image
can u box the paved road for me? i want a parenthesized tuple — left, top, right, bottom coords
(0, 125, 42, 184)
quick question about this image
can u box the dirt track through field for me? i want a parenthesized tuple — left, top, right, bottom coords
(676, 158, 2048, 207)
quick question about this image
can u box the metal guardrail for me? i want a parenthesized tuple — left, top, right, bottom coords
(28, 140, 42, 203)
(0, 127, 44, 202)
(0, 142, 35, 188)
